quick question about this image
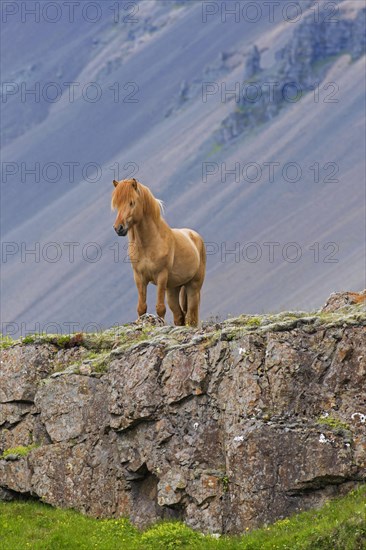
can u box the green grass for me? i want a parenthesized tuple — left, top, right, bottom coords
(0, 335, 17, 349)
(316, 414, 351, 433)
(1, 444, 39, 459)
(0, 486, 365, 549)
(244, 316, 261, 327)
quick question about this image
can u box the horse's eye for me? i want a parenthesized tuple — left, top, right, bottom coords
(130, 201, 134, 207)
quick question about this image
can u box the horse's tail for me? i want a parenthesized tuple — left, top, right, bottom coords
(200, 235, 207, 274)
(179, 286, 187, 315)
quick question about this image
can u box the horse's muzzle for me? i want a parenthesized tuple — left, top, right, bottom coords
(115, 224, 128, 237)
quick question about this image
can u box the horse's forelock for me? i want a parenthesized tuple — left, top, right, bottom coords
(111, 180, 163, 220)
(111, 180, 135, 210)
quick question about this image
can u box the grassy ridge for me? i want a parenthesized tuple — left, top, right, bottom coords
(0, 486, 365, 549)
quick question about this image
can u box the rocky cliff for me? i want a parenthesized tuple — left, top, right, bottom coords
(0, 291, 365, 534)
(218, 0, 366, 143)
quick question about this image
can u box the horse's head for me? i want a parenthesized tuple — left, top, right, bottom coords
(111, 178, 142, 236)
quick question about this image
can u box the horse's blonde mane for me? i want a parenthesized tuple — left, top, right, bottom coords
(111, 179, 164, 222)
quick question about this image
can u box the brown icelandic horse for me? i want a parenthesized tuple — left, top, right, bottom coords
(111, 178, 206, 326)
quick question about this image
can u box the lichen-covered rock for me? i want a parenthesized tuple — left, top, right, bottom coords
(0, 345, 56, 402)
(0, 290, 365, 534)
(35, 375, 108, 442)
(321, 289, 366, 312)
(29, 437, 130, 517)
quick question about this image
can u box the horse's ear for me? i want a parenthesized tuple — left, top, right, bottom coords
(131, 178, 138, 190)
(113, 179, 119, 188)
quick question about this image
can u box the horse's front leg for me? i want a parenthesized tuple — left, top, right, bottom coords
(134, 272, 147, 317)
(156, 270, 168, 320)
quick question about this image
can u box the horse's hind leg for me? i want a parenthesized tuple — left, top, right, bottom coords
(167, 287, 185, 326)
(179, 286, 187, 317)
(185, 236, 205, 326)
(185, 283, 201, 327)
